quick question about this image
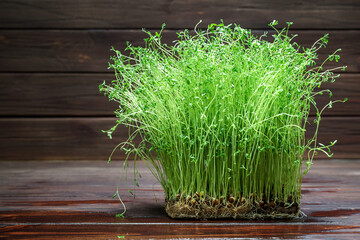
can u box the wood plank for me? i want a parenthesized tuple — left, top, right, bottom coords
(0, 117, 358, 160)
(0, 0, 359, 29)
(313, 73, 360, 116)
(1, 224, 359, 239)
(319, 74, 360, 116)
(0, 73, 117, 116)
(0, 118, 129, 161)
(0, 160, 359, 239)
(310, 117, 360, 159)
(0, 73, 358, 117)
(0, 30, 359, 72)
(0, 30, 146, 73)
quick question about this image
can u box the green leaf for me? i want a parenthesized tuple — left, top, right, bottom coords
(269, 20, 278, 26)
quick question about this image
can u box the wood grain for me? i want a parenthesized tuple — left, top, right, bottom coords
(0, 118, 132, 161)
(0, 73, 358, 117)
(0, 160, 359, 239)
(0, 73, 117, 116)
(0, 117, 358, 160)
(318, 74, 360, 116)
(0, 30, 145, 73)
(0, 30, 359, 72)
(0, 0, 359, 29)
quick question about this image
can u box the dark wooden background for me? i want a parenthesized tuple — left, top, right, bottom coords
(0, 0, 359, 160)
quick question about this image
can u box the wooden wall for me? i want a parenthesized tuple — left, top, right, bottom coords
(0, 0, 359, 160)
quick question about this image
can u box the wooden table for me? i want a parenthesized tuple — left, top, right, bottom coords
(1, 160, 359, 239)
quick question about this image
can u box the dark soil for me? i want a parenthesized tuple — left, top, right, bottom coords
(165, 194, 300, 219)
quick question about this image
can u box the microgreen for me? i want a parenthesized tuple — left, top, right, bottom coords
(100, 21, 346, 216)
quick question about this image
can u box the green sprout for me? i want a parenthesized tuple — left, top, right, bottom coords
(100, 21, 346, 218)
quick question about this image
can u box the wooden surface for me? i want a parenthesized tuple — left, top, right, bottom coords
(0, 30, 359, 72)
(0, 160, 359, 239)
(0, 73, 358, 117)
(0, 117, 359, 160)
(0, 0, 359, 29)
(0, 1, 359, 160)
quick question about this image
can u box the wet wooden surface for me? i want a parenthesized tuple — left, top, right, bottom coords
(0, 160, 359, 239)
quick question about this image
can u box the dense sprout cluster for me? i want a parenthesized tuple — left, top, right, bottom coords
(100, 21, 345, 217)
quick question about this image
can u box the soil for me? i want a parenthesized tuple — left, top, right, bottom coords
(165, 194, 301, 219)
